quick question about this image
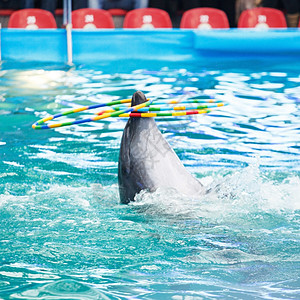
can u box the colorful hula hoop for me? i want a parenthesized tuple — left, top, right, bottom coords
(32, 98, 151, 130)
(96, 102, 225, 115)
(32, 97, 226, 130)
(118, 109, 212, 118)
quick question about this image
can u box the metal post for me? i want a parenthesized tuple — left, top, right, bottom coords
(0, 23, 2, 62)
(67, 0, 72, 25)
(64, 0, 73, 65)
(63, 0, 67, 26)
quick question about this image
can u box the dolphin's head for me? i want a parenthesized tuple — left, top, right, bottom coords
(131, 91, 147, 106)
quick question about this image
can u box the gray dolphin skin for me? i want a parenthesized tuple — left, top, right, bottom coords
(118, 91, 204, 204)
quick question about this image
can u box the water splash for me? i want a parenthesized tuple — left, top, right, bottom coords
(133, 162, 300, 223)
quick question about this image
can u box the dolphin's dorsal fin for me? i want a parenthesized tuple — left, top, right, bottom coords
(118, 91, 203, 203)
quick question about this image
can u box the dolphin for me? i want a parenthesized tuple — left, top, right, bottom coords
(118, 91, 204, 204)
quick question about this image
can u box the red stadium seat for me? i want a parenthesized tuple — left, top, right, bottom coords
(180, 8, 229, 29)
(72, 8, 114, 29)
(108, 9, 127, 16)
(123, 8, 172, 29)
(238, 7, 287, 28)
(55, 8, 63, 16)
(8, 9, 57, 29)
(0, 9, 15, 28)
(0, 9, 15, 16)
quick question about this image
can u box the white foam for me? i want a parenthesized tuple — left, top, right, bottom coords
(132, 163, 300, 222)
(3, 161, 24, 167)
(0, 184, 118, 210)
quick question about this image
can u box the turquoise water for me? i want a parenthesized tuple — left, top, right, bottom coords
(0, 59, 299, 299)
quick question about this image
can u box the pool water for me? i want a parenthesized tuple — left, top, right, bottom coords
(0, 59, 299, 299)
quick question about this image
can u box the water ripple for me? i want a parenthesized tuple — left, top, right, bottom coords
(0, 61, 300, 299)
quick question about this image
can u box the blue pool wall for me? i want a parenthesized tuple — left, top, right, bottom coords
(2, 28, 300, 63)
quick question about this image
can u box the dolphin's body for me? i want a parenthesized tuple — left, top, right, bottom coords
(118, 91, 204, 204)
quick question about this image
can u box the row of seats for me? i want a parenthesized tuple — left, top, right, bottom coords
(7, 7, 297, 30)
